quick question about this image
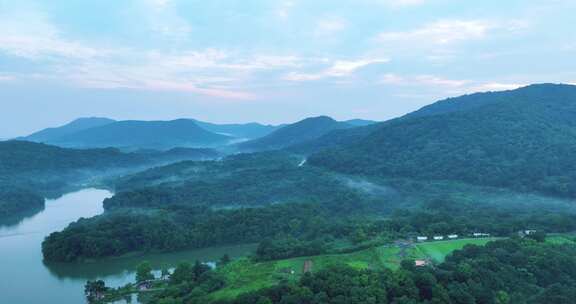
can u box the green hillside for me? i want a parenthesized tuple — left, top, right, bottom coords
(238, 116, 352, 152)
(310, 84, 576, 196)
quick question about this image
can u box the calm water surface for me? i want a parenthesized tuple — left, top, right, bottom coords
(0, 188, 255, 304)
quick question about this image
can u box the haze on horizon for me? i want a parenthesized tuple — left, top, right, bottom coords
(1, 0, 575, 138)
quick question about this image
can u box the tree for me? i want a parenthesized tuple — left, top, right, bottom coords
(84, 280, 107, 302)
(193, 260, 211, 280)
(219, 254, 231, 266)
(495, 290, 510, 304)
(170, 262, 194, 285)
(136, 261, 154, 283)
(161, 266, 170, 280)
(527, 231, 546, 242)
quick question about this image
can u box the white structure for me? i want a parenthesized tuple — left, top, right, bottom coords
(417, 236, 428, 242)
(433, 236, 444, 240)
(473, 233, 491, 237)
(524, 230, 537, 235)
(415, 260, 428, 267)
(448, 234, 458, 239)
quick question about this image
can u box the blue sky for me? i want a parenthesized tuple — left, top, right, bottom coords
(1, 0, 575, 137)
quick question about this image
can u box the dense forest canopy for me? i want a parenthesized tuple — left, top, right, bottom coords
(107, 152, 361, 209)
(0, 187, 44, 220)
(310, 84, 576, 197)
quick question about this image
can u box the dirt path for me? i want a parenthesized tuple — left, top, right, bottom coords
(303, 260, 313, 273)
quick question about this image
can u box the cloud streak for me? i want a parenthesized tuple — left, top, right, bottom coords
(285, 58, 389, 81)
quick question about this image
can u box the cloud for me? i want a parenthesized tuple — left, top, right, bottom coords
(374, 0, 426, 7)
(376, 20, 492, 46)
(276, 0, 296, 20)
(468, 82, 525, 92)
(285, 58, 389, 81)
(314, 16, 348, 37)
(47, 49, 310, 100)
(0, 75, 16, 82)
(141, 0, 192, 41)
(0, 3, 297, 100)
(381, 74, 469, 87)
(0, 8, 109, 59)
(380, 73, 524, 94)
(373, 18, 531, 63)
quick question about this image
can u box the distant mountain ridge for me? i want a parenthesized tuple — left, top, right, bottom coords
(48, 119, 232, 150)
(237, 116, 353, 152)
(191, 119, 279, 139)
(22, 117, 115, 143)
(22, 117, 284, 150)
(343, 119, 377, 126)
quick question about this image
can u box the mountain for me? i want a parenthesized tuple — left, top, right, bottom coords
(48, 119, 232, 150)
(288, 123, 382, 155)
(344, 119, 378, 126)
(310, 84, 576, 196)
(237, 116, 353, 152)
(22, 117, 115, 142)
(191, 119, 279, 139)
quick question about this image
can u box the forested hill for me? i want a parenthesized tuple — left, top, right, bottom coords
(310, 84, 576, 196)
(0, 140, 218, 197)
(47, 119, 232, 150)
(237, 116, 352, 152)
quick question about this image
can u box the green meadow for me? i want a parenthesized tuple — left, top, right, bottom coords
(414, 238, 498, 262)
(210, 238, 495, 300)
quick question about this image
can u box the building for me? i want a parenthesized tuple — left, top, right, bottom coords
(415, 260, 429, 267)
(448, 234, 458, 239)
(433, 236, 444, 240)
(473, 233, 490, 237)
(417, 236, 428, 242)
(518, 229, 537, 238)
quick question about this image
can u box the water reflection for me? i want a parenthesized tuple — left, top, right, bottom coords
(0, 204, 45, 228)
(44, 243, 256, 281)
(0, 188, 255, 304)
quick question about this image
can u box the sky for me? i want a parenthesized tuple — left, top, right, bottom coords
(1, 0, 576, 138)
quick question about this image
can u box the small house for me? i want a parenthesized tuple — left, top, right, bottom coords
(417, 236, 428, 242)
(433, 236, 444, 240)
(415, 260, 429, 267)
(518, 230, 537, 238)
(448, 234, 458, 239)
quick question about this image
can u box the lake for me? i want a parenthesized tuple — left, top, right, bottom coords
(0, 188, 255, 304)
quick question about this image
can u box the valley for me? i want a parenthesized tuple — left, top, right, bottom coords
(3, 84, 576, 304)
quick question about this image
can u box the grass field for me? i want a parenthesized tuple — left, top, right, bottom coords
(210, 246, 393, 299)
(546, 234, 576, 245)
(414, 238, 497, 262)
(210, 238, 496, 300)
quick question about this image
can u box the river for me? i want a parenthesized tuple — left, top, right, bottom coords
(0, 188, 255, 304)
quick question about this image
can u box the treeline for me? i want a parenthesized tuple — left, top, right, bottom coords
(0, 187, 44, 219)
(42, 192, 576, 262)
(42, 195, 369, 262)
